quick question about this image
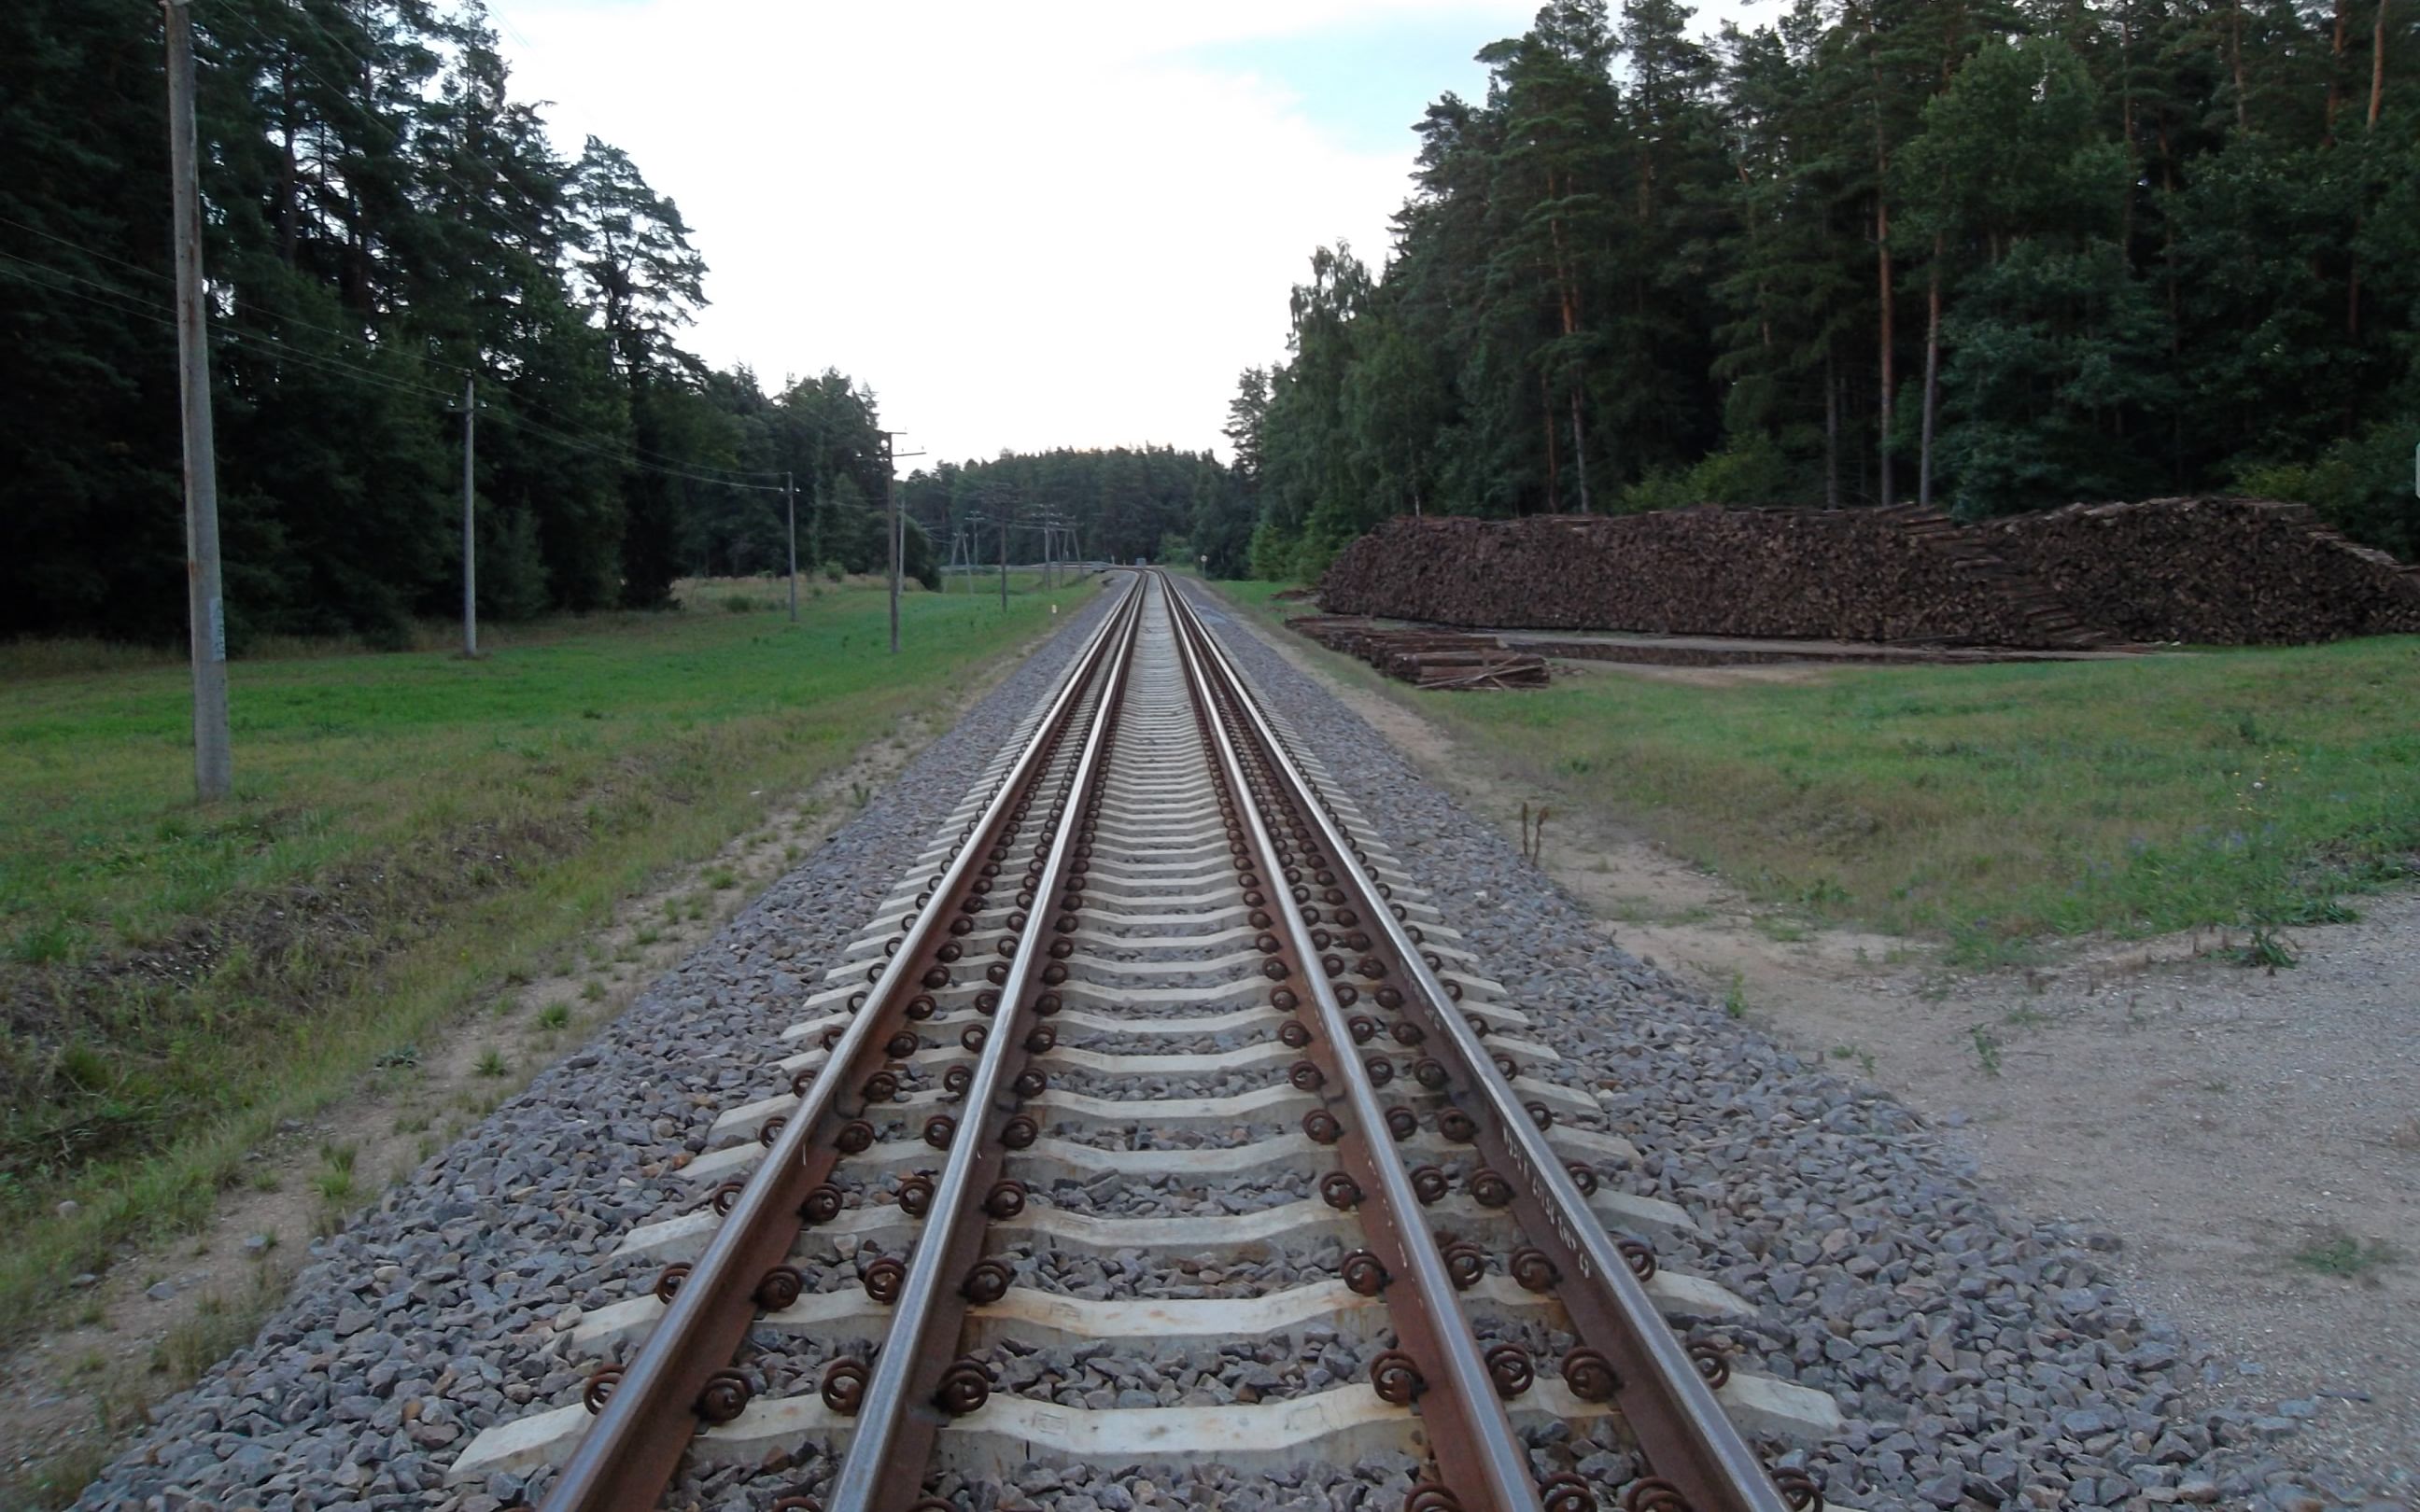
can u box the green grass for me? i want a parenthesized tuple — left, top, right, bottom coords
(2291, 1234, 2397, 1277)
(0, 575, 1096, 1337)
(1217, 581, 2420, 960)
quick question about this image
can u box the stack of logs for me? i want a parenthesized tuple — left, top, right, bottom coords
(1973, 498, 2420, 645)
(1316, 498, 2420, 649)
(1317, 508, 2105, 649)
(1287, 615, 1550, 689)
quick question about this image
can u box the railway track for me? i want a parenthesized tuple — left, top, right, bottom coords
(451, 570, 1845, 1512)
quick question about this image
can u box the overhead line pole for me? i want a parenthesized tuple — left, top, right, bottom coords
(456, 376, 478, 657)
(164, 0, 232, 804)
(877, 430, 924, 654)
(784, 470, 797, 623)
(883, 432, 899, 654)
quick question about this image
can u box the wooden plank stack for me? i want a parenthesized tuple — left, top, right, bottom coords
(1287, 615, 1550, 689)
(1973, 497, 2420, 645)
(1316, 499, 2420, 649)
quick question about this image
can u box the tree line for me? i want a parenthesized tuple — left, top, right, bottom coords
(898, 448, 1257, 581)
(1236, 0, 2420, 580)
(0, 0, 937, 647)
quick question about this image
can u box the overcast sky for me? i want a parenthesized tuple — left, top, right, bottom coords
(492, 1, 1747, 467)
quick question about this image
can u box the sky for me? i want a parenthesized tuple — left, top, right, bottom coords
(489, 1, 1745, 467)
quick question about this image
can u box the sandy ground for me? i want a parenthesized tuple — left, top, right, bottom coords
(1231, 609, 2418, 1495)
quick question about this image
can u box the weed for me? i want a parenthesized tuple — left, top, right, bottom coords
(1722, 974, 1747, 1018)
(1753, 915, 1809, 943)
(475, 1047, 508, 1077)
(2277, 895, 2357, 926)
(2233, 927, 2297, 971)
(2002, 1006, 2049, 1029)
(311, 1160, 355, 1205)
(703, 865, 739, 890)
(246, 1167, 279, 1193)
(1794, 876, 1850, 909)
(580, 980, 606, 1002)
(634, 927, 661, 946)
(850, 780, 871, 809)
(2201, 1079, 2232, 1094)
(150, 1266, 282, 1382)
(2292, 1235, 2395, 1278)
(1969, 1027, 2003, 1076)
(537, 1002, 570, 1029)
(10, 917, 82, 965)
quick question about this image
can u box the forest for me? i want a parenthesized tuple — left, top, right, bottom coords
(1237, 0, 2420, 580)
(0, 0, 952, 647)
(897, 448, 1259, 581)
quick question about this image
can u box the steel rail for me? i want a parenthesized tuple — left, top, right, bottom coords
(1166, 577, 1793, 1512)
(539, 573, 1145, 1512)
(1166, 579, 1547, 1512)
(823, 567, 1148, 1512)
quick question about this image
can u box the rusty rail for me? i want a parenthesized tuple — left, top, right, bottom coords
(1166, 577, 1548, 1511)
(1167, 578, 1798, 1512)
(818, 567, 1147, 1512)
(535, 573, 1145, 1512)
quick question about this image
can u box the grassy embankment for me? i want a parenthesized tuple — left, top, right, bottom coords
(0, 572, 1100, 1335)
(1217, 581, 2420, 962)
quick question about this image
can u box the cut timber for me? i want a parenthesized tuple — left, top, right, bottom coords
(1315, 499, 2420, 650)
(1286, 615, 1549, 690)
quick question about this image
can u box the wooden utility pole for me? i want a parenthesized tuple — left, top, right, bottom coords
(164, 0, 232, 803)
(877, 431, 924, 653)
(883, 434, 899, 653)
(998, 515, 1007, 609)
(457, 376, 478, 656)
(784, 470, 797, 623)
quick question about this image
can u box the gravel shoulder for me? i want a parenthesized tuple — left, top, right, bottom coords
(1206, 584, 2416, 1504)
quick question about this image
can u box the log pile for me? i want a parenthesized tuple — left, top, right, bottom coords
(1287, 615, 1550, 689)
(1973, 497, 2420, 645)
(1316, 499, 2420, 649)
(1316, 508, 2106, 649)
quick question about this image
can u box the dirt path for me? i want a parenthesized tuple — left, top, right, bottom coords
(1230, 604, 2419, 1494)
(0, 656, 1042, 1505)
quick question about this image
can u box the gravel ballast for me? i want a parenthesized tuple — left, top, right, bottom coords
(71, 576, 2399, 1512)
(1176, 581, 2402, 1512)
